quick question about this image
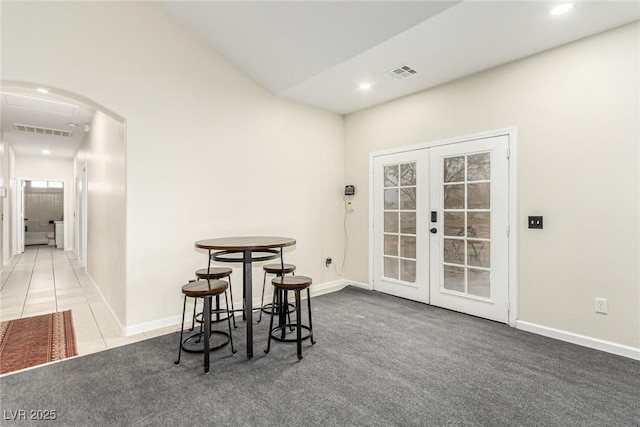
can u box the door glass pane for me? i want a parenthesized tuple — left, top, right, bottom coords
(444, 156, 465, 183)
(468, 268, 490, 298)
(400, 235, 416, 258)
(400, 188, 416, 209)
(400, 212, 416, 234)
(384, 234, 398, 256)
(384, 212, 398, 233)
(467, 212, 490, 238)
(467, 183, 490, 209)
(384, 165, 398, 187)
(400, 163, 416, 186)
(440, 151, 493, 300)
(444, 185, 464, 209)
(444, 265, 465, 292)
(381, 160, 419, 285)
(400, 259, 416, 282)
(384, 257, 398, 280)
(384, 188, 398, 209)
(467, 153, 490, 181)
(467, 241, 489, 268)
(444, 239, 464, 264)
(444, 212, 465, 236)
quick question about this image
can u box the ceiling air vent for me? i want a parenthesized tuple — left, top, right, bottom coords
(386, 65, 418, 80)
(13, 123, 73, 137)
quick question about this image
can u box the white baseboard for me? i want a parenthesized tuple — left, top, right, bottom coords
(124, 314, 183, 337)
(310, 279, 349, 297)
(85, 271, 128, 337)
(344, 280, 373, 291)
(516, 320, 640, 361)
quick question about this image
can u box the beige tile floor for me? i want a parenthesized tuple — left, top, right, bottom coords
(0, 246, 177, 357)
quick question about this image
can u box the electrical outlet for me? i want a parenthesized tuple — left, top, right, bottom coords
(528, 216, 543, 229)
(325, 257, 332, 267)
(595, 298, 608, 314)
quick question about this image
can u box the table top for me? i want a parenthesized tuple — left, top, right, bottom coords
(195, 236, 296, 251)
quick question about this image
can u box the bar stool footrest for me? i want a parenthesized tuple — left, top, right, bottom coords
(194, 311, 236, 325)
(269, 324, 313, 343)
(260, 302, 295, 316)
(181, 330, 230, 353)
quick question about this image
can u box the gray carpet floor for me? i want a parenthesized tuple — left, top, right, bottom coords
(0, 286, 638, 426)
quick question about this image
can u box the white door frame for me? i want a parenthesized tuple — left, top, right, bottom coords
(369, 128, 518, 326)
(76, 165, 88, 268)
(12, 178, 25, 254)
(13, 177, 71, 254)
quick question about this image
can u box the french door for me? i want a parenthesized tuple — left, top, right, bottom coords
(372, 134, 510, 323)
(372, 150, 429, 303)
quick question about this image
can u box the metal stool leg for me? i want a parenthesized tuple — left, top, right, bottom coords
(295, 289, 303, 360)
(227, 276, 237, 329)
(189, 298, 197, 332)
(307, 287, 316, 345)
(242, 281, 246, 321)
(175, 295, 187, 365)
(224, 290, 237, 354)
(264, 290, 277, 354)
(195, 297, 204, 345)
(279, 289, 288, 340)
(258, 270, 268, 323)
(203, 295, 211, 374)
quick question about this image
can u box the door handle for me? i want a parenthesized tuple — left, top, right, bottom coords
(430, 228, 437, 234)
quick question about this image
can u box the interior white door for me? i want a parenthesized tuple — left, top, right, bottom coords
(372, 150, 429, 303)
(428, 135, 510, 322)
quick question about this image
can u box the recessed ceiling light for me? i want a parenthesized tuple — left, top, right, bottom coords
(36, 87, 49, 94)
(42, 149, 51, 155)
(358, 83, 372, 91)
(67, 123, 78, 128)
(550, 3, 574, 16)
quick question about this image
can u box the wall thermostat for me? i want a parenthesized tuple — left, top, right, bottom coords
(344, 185, 355, 196)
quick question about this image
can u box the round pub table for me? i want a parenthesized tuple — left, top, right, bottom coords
(195, 236, 296, 358)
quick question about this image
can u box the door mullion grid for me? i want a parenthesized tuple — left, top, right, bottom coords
(463, 154, 469, 294)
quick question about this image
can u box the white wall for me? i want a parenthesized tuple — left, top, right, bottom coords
(13, 154, 74, 252)
(2, 2, 345, 329)
(74, 111, 127, 324)
(344, 23, 639, 348)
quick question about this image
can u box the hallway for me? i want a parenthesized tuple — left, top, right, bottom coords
(0, 246, 172, 357)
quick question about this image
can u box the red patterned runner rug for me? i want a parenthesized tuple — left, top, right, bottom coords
(0, 310, 78, 375)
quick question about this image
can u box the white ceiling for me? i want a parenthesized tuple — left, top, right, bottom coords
(0, 90, 94, 158)
(160, 1, 639, 114)
(2, 1, 638, 159)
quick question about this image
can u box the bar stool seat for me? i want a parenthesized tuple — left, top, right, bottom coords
(271, 275, 310, 290)
(264, 275, 316, 360)
(175, 279, 236, 373)
(182, 279, 227, 297)
(195, 267, 233, 280)
(263, 263, 296, 275)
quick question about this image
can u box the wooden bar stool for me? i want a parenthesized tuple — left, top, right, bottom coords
(264, 275, 316, 360)
(258, 263, 296, 323)
(175, 279, 236, 373)
(194, 267, 241, 328)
